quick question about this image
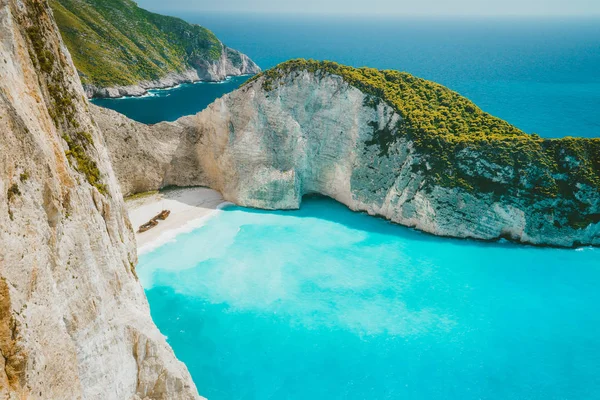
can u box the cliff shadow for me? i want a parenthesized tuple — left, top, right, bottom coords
(218, 193, 558, 252)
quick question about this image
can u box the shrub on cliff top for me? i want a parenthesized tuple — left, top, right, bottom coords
(247, 59, 600, 198)
(50, 0, 223, 87)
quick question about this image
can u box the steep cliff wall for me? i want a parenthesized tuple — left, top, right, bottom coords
(91, 105, 205, 195)
(0, 0, 199, 398)
(95, 61, 600, 247)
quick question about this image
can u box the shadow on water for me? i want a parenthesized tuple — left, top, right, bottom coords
(218, 193, 580, 253)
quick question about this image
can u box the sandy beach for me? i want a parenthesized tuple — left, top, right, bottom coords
(125, 187, 227, 254)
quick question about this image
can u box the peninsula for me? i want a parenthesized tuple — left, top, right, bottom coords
(95, 60, 600, 247)
(50, 0, 260, 98)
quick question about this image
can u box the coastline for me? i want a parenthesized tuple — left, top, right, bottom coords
(85, 69, 258, 99)
(125, 187, 229, 254)
(91, 76, 245, 101)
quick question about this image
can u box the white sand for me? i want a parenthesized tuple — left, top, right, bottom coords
(125, 187, 227, 254)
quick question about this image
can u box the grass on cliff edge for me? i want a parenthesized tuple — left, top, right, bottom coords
(25, 0, 107, 194)
(246, 59, 600, 198)
(50, 0, 223, 87)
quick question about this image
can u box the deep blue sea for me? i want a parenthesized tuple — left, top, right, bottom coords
(93, 14, 600, 138)
(139, 197, 600, 400)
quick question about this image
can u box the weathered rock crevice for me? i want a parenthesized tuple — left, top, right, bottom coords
(1, 0, 200, 398)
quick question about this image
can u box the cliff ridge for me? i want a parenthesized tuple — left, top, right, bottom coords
(95, 60, 600, 247)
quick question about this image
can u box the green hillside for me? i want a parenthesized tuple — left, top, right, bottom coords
(50, 0, 224, 87)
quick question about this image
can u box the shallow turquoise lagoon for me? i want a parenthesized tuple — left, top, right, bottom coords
(139, 197, 600, 400)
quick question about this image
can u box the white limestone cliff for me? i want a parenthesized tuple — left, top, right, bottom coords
(94, 71, 600, 248)
(0, 0, 200, 398)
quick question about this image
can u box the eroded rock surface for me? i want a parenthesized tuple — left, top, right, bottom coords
(0, 0, 200, 398)
(95, 67, 600, 247)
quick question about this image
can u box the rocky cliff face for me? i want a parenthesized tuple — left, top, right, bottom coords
(91, 106, 204, 195)
(83, 47, 260, 99)
(95, 64, 600, 248)
(0, 0, 200, 398)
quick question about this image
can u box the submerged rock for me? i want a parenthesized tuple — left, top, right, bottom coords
(95, 60, 600, 247)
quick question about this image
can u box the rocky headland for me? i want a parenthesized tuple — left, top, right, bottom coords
(50, 0, 260, 98)
(81, 50, 259, 99)
(94, 60, 600, 248)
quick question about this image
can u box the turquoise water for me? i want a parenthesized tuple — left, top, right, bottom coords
(94, 15, 600, 138)
(139, 197, 600, 400)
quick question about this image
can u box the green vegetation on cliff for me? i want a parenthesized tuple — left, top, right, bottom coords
(50, 0, 223, 87)
(25, 0, 106, 193)
(249, 59, 600, 201)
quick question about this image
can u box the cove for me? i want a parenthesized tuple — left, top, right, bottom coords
(90, 75, 249, 124)
(138, 197, 600, 400)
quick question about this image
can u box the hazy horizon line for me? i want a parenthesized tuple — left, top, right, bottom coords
(141, 7, 600, 19)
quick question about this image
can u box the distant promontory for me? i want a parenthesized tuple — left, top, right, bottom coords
(50, 0, 260, 98)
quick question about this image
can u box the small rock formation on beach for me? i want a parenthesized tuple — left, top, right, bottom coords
(94, 60, 600, 247)
(0, 0, 200, 398)
(50, 0, 260, 98)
